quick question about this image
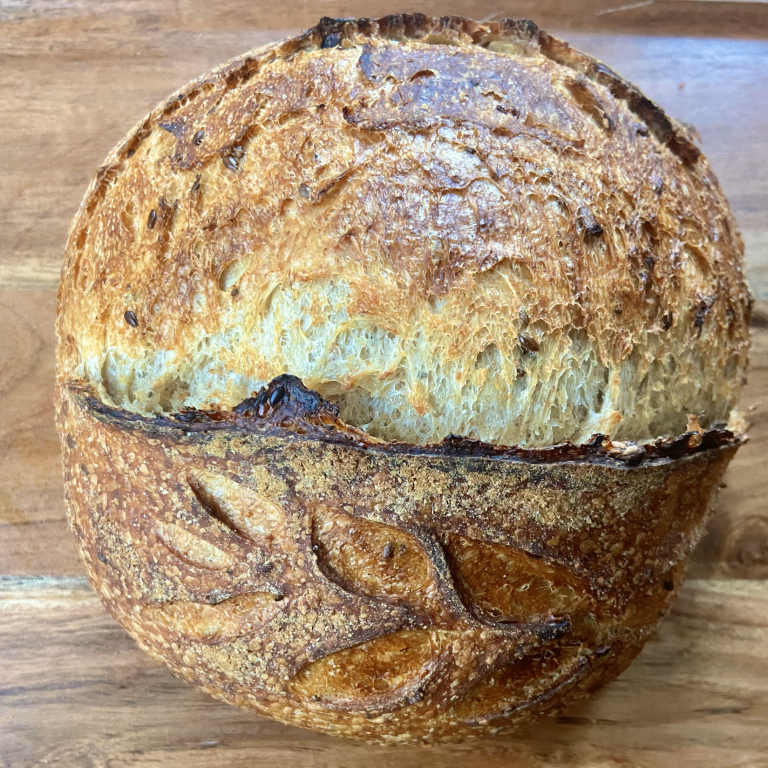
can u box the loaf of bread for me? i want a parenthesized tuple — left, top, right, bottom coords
(56, 15, 750, 744)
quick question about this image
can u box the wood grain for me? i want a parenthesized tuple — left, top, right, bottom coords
(1, 576, 766, 768)
(0, 291, 78, 574)
(1, 1, 767, 762)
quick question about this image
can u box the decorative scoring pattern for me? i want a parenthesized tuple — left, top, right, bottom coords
(57, 382, 738, 743)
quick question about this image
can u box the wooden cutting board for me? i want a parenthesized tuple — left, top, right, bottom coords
(1, 2, 766, 766)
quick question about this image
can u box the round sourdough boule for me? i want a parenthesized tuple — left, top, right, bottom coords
(56, 15, 750, 744)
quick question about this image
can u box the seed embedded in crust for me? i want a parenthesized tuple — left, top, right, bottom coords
(578, 206, 604, 237)
(518, 334, 540, 354)
(269, 386, 286, 407)
(321, 32, 341, 49)
(124, 310, 138, 327)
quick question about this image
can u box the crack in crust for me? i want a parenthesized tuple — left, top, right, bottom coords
(81, 375, 743, 466)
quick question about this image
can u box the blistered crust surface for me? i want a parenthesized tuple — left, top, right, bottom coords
(56, 15, 751, 447)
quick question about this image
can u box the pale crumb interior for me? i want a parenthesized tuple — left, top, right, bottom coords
(91, 275, 734, 448)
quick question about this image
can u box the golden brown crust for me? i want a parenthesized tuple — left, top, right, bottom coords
(55, 15, 750, 743)
(57, 379, 739, 743)
(56, 14, 751, 446)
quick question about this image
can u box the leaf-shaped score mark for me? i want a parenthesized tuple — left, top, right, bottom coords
(446, 645, 587, 724)
(188, 470, 284, 540)
(156, 521, 235, 570)
(290, 629, 445, 712)
(312, 505, 435, 602)
(139, 592, 284, 642)
(444, 534, 587, 625)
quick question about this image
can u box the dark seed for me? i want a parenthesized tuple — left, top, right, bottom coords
(694, 297, 714, 336)
(635, 123, 649, 137)
(269, 385, 286, 407)
(298, 183, 310, 198)
(662, 311, 673, 330)
(578, 206, 603, 237)
(191, 174, 201, 193)
(174, 412, 198, 424)
(588, 223, 604, 236)
(273, 593, 285, 602)
(223, 154, 238, 171)
(97, 551, 108, 564)
(124, 310, 138, 327)
(652, 175, 664, 194)
(538, 618, 571, 641)
(528, 541, 544, 557)
(663, 580, 674, 591)
(193, 129, 204, 146)
(518, 333, 540, 353)
(321, 32, 341, 49)
(641, 271, 653, 291)
(147, 209, 156, 229)
(230, 287, 239, 297)
(382, 542, 395, 560)
(342, 105, 359, 125)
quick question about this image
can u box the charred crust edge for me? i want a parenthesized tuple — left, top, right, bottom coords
(69, 376, 742, 469)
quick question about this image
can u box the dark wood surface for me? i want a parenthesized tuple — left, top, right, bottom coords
(1, 1, 767, 765)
